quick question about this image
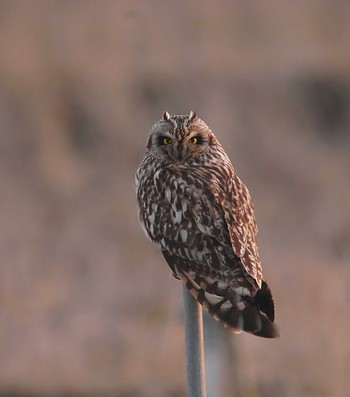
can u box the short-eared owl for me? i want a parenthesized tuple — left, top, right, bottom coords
(136, 111, 279, 338)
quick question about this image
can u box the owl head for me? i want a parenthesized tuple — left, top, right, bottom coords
(146, 111, 216, 163)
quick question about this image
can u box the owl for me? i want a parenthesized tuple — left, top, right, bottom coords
(135, 111, 279, 338)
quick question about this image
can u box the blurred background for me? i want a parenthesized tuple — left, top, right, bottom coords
(1, 1, 350, 396)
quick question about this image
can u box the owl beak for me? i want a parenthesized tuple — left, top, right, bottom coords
(172, 140, 187, 163)
(177, 142, 184, 161)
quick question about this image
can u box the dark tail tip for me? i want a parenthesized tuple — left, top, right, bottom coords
(240, 306, 280, 338)
(250, 279, 280, 338)
(256, 280, 275, 321)
(253, 315, 281, 338)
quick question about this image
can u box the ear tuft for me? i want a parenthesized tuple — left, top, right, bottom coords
(189, 111, 197, 122)
(163, 111, 171, 121)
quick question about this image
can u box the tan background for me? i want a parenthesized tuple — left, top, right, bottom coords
(0, 1, 350, 396)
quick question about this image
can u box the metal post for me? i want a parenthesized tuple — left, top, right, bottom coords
(204, 312, 225, 397)
(182, 285, 207, 397)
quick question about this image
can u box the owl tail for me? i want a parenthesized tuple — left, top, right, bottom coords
(178, 270, 280, 339)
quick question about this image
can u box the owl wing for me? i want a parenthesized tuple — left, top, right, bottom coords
(153, 169, 277, 337)
(148, 168, 261, 283)
(218, 174, 263, 288)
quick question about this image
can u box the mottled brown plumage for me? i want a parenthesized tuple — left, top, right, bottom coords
(135, 111, 279, 338)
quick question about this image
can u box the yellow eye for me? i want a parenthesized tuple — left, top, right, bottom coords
(190, 136, 199, 144)
(162, 137, 172, 145)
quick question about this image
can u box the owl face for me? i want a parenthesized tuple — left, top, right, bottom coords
(146, 111, 215, 163)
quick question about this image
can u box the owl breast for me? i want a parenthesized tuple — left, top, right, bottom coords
(136, 159, 248, 288)
(137, 163, 205, 245)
